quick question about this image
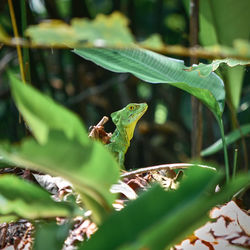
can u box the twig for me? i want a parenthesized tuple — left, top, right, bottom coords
(121, 163, 216, 178)
(96, 116, 109, 127)
(88, 116, 109, 138)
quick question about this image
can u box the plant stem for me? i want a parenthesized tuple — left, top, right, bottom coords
(21, 0, 30, 83)
(224, 73, 248, 171)
(190, 0, 203, 158)
(233, 149, 238, 179)
(8, 0, 25, 82)
(218, 118, 230, 183)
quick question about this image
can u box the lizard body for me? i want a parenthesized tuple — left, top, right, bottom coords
(106, 103, 148, 168)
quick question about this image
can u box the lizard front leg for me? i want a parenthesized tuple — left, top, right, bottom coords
(118, 151, 125, 169)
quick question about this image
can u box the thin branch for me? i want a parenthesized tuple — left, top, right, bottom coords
(8, 0, 25, 82)
(88, 116, 109, 138)
(121, 163, 216, 178)
(1, 39, 250, 61)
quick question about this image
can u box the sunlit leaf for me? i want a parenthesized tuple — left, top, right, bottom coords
(201, 123, 250, 156)
(139, 34, 165, 50)
(0, 175, 72, 220)
(233, 39, 250, 57)
(72, 12, 134, 46)
(74, 47, 225, 119)
(26, 20, 76, 46)
(25, 12, 134, 47)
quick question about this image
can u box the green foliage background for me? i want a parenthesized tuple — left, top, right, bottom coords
(0, 0, 250, 249)
(0, 0, 249, 170)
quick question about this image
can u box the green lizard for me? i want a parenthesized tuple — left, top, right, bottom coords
(106, 103, 148, 168)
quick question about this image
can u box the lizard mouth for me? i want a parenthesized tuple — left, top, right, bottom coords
(139, 103, 148, 115)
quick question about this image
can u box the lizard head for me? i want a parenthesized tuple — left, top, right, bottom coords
(111, 103, 148, 141)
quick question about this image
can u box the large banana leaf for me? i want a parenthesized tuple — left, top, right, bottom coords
(199, 0, 250, 109)
(74, 47, 225, 119)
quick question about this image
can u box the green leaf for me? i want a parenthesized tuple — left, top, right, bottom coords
(199, 0, 250, 47)
(199, 0, 250, 109)
(0, 215, 19, 223)
(74, 47, 225, 119)
(79, 167, 250, 250)
(139, 34, 165, 50)
(233, 39, 250, 58)
(25, 12, 134, 47)
(0, 175, 72, 220)
(226, 66, 245, 110)
(0, 131, 119, 223)
(125, 174, 249, 250)
(8, 72, 88, 146)
(5, 76, 120, 223)
(185, 59, 250, 110)
(201, 123, 250, 156)
(185, 58, 250, 77)
(34, 221, 71, 250)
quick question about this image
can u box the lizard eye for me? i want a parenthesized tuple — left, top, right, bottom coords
(129, 105, 135, 110)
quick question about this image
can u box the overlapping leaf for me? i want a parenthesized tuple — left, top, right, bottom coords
(79, 167, 249, 249)
(185, 58, 250, 77)
(0, 131, 118, 207)
(4, 74, 120, 223)
(74, 47, 225, 119)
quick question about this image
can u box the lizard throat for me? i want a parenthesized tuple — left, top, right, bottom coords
(125, 120, 137, 142)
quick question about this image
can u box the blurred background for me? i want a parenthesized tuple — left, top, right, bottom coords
(0, 0, 249, 170)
